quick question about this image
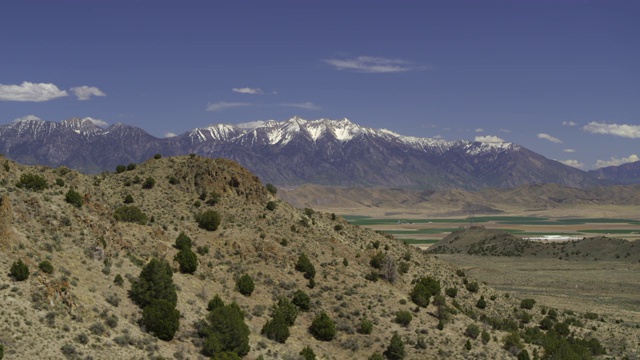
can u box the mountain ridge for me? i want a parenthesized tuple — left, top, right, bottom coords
(0, 117, 629, 189)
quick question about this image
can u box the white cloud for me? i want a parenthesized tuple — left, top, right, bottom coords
(595, 154, 639, 168)
(499, 128, 511, 133)
(583, 122, 640, 139)
(84, 117, 108, 127)
(562, 121, 577, 126)
(563, 149, 576, 153)
(71, 86, 106, 100)
(0, 81, 68, 102)
(236, 121, 266, 129)
(164, 132, 177, 138)
(12, 115, 42, 122)
(324, 56, 428, 73)
(475, 128, 484, 133)
(206, 101, 251, 112)
(232, 87, 263, 95)
(537, 133, 563, 143)
(559, 159, 585, 169)
(475, 135, 505, 143)
(280, 102, 321, 110)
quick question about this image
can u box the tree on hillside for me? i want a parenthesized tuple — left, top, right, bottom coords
(174, 232, 192, 250)
(295, 253, 316, 279)
(201, 303, 250, 357)
(309, 312, 336, 341)
(129, 258, 177, 308)
(196, 210, 221, 231)
(384, 332, 406, 360)
(10, 259, 29, 281)
(175, 247, 198, 274)
(142, 299, 180, 341)
(410, 276, 441, 307)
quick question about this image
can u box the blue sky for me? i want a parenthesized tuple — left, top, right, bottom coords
(1, 0, 638, 170)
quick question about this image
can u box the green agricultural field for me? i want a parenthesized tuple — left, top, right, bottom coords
(344, 214, 640, 243)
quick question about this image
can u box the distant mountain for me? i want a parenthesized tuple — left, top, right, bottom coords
(588, 160, 640, 184)
(0, 116, 614, 189)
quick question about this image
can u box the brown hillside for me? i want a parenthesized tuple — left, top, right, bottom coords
(0, 155, 636, 359)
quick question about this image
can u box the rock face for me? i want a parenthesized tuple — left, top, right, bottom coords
(0, 117, 614, 189)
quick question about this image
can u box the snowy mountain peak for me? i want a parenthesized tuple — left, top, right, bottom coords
(188, 123, 243, 142)
(61, 118, 102, 134)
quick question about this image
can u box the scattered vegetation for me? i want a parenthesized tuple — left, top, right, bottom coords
(195, 210, 221, 231)
(38, 260, 54, 274)
(16, 173, 48, 191)
(64, 188, 83, 208)
(113, 205, 148, 224)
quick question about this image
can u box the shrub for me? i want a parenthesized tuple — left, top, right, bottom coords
(334, 224, 343, 231)
(65, 188, 83, 208)
(359, 318, 373, 334)
(174, 232, 192, 250)
(520, 298, 536, 310)
(261, 312, 290, 343)
(142, 177, 156, 189)
(292, 290, 311, 311)
(153, 153, 162, 159)
(476, 295, 487, 309)
(38, 260, 54, 274)
(55, 178, 65, 187)
(445, 287, 458, 298)
(196, 210, 221, 231)
(196, 245, 209, 255)
(272, 297, 298, 326)
(0, 343, 3, 359)
(365, 270, 380, 282)
(394, 310, 412, 327)
(309, 312, 336, 341)
(369, 352, 384, 360)
(113, 205, 148, 224)
(266, 183, 277, 195)
(143, 299, 180, 341)
(465, 324, 481, 339)
(114, 274, 124, 286)
(410, 276, 441, 307)
(300, 346, 316, 360)
(10, 259, 29, 281)
(123, 194, 134, 204)
(369, 251, 385, 269)
(16, 173, 48, 191)
(539, 317, 555, 330)
(129, 258, 177, 308)
(175, 247, 198, 274)
(481, 330, 491, 344)
(202, 303, 250, 357)
(207, 295, 225, 311)
(126, 163, 136, 171)
(466, 281, 479, 293)
(115, 165, 126, 173)
(236, 273, 255, 296)
(503, 332, 524, 354)
(384, 332, 405, 360)
(266, 201, 277, 211)
(295, 253, 316, 279)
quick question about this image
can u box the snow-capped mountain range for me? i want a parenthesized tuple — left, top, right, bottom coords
(0, 116, 629, 189)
